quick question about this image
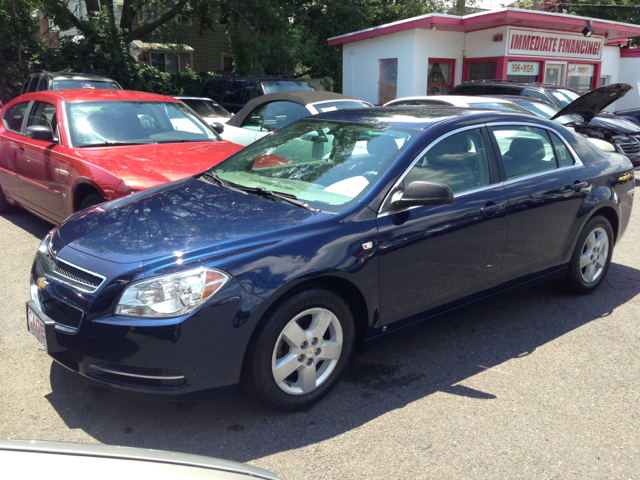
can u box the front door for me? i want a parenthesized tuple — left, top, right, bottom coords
(18, 101, 64, 219)
(489, 124, 590, 281)
(0, 101, 31, 200)
(378, 128, 508, 326)
(545, 63, 566, 87)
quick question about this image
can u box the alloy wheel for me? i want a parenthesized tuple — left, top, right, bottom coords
(579, 226, 609, 284)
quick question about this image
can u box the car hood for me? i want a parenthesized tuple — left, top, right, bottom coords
(551, 83, 632, 124)
(68, 141, 243, 190)
(54, 177, 327, 264)
(588, 114, 640, 134)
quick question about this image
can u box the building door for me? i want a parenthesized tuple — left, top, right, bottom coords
(545, 63, 566, 87)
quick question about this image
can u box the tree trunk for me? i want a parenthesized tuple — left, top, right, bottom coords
(533, 0, 540, 10)
(456, 0, 465, 16)
(10, 0, 21, 62)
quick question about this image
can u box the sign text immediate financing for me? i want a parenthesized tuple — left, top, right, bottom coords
(507, 28, 604, 60)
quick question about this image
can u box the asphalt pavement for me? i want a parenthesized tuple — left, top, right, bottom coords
(1, 186, 639, 479)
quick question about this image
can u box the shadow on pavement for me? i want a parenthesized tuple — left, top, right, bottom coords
(0, 210, 52, 240)
(44, 262, 640, 464)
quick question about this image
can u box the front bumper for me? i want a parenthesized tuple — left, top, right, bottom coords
(29, 252, 263, 398)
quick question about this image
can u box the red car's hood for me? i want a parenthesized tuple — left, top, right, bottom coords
(68, 141, 243, 189)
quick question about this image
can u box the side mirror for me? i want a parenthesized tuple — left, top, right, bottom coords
(211, 122, 225, 134)
(26, 125, 54, 143)
(393, 180, 454, 209)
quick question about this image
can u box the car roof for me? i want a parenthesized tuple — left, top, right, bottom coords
(389, 95, 513, 106)
(309, 107, 548, 130)
(15, 89, 181, 103)
(226, 91, 364, 127)
(455, 81, 578, 92)
(174, 96, 218, 102)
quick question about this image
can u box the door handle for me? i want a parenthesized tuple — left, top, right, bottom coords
(18, 146, 25, 152)
(481, 202, 506, 216)
(570, 181, 589, 192)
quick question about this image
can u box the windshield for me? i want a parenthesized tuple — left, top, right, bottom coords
(311, 100, 372, 113)
(52, 80, 120, 90)
(67, 101, 218, 147)
(549, 89, 580, 108)
(213, 120, 418, 213)
(263, 81, 315, 94)
(181, 99, 231, 119)
(467, 102, 531, 114)
(513, 100, 578, 125)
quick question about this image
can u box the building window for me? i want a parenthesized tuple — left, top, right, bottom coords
(506, 61, 540, 83)
(73, 0, 83, 21)
(567, 64, 594, 94)
(378, 58, 398, 105)
(151, 53, 179, 73)
(467, 61, 496, 81)
(176, 14, 192, 25)
(221, 53, 233, 72)
(427, 60, 454, 95)
(600, 75, 610, 87)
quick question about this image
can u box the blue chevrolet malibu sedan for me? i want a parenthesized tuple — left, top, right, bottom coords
(27, 108, 634, 411)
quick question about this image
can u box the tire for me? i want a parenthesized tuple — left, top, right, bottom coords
(243, 288, 355, 412)
(564, 215, 614, 294)
(0, 183, 11, 213)
(79, 192, 104, 211)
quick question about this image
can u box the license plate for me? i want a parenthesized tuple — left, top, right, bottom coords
(27, 306, 47, 351)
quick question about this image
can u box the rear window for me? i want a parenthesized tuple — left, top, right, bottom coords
(262, 81, 314, 94)
(51, 80, 120, 90)
(182, 99, 231, 119)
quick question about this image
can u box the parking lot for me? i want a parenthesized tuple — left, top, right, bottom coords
(1, 185, 639, 479)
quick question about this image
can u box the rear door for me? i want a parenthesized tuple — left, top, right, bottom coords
(18, 100, 65, 219)
(0, 101, 31, 200)
(488, 123, 591, 281)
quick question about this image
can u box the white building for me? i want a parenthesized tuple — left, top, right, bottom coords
(329, 8, 640, 111)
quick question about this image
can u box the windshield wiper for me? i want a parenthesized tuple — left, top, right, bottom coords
(78, 141, 154, 148)
(198, 171, 247, 194)
(237, 186, 312, 209)
(155, 139, 208, 144)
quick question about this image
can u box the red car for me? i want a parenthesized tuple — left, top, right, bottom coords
(0, 90, 243, 224)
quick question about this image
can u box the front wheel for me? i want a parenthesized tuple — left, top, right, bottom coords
(564, 215, 614, 294)
(79, 192, 104, 211)
(244, 288, 355, 411)
(0, 184, 11, 213)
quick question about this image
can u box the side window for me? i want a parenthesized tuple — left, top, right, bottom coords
(203, 79, 229, 101)
(549, 132, 574, 167)
(27, 75, 40, 93)
(27, 102, 58, 139)
(223, 81, 244, 104)
(404, 128, 491, 194)
(21, 78, 32, 95)
(491, 126, 558, 180)
(36, 76, 48, 91)
(523, 89, 551, 102)
(241, 104, 269, 130)
(450, 85, 484, 95)
(484, 85, 523, 96)
(261, 102, 310, 132)
(243, 82, 262, 103)
(2, 102, 30, 133)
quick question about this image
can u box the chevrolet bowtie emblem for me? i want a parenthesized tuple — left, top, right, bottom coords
(36, 277, 48, 291)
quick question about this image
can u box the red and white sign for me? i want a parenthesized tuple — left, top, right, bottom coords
(567, 64, 594, 76)
(507, 61, 539, 76)
(27, 306, 47, 350)
(507, 27, 603, 60)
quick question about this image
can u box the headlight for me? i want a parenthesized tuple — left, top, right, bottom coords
(115, 268, 229, 318)
(587, 138, 617, 152)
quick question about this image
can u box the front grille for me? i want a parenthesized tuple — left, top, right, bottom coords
(37, 290, 83, 331)
(45, 251, 103, 289)
(617, 142, 640, 155)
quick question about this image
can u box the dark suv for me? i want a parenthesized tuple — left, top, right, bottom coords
(448, 80, 581, 109)
(21, 70, 121, 94)
(200, 76, 314, 113)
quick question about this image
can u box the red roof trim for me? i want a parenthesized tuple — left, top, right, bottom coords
(328, 8, 640, 47)
(620, 48, 640, 58)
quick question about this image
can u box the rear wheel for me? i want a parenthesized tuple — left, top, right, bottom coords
(244, 288, 355, 411)
(564, 215, 614, 294)
(79, 192, 104, 211)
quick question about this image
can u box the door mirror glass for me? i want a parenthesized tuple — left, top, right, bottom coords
(26, 125, 54, 142)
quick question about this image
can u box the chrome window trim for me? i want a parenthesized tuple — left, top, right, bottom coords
(89, 364, 185, 381)
(378, 124, 489, 215)
(377, 121, 585, 217)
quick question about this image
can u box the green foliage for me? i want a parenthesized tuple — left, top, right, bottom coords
(0, 0, 41, 103)
(132, 65, 215, 96)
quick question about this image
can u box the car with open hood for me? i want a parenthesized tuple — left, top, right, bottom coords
(0, 89, 243, 224)
(26, 107, 633, 411)
(219, 91, 373, 146)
